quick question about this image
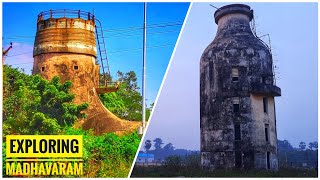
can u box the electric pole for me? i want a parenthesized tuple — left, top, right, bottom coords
(142, 2, 147, 131)
(2, 42, 13, 64)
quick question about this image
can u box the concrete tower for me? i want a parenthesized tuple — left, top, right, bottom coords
(33, 10, 140, 134)
(200, 4, 281, 170)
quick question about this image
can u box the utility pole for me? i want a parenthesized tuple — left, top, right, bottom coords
(2, 42, 13, 64)
(138, 2, 147, 135)
(142, 2, 147, 131)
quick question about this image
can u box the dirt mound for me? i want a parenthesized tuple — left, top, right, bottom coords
(81, 88, 141, 135)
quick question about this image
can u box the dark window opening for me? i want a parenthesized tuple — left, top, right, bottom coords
(267, 152, 271, 169)
(263, 97, 268, 113)
(265, 124, 269, 142)
(262, 76, 272, 85)
(234, 123, 241, 140)
(74, 65, 79, 70)
(235, 151, 242, 168)
(233, 97, 240, 113)
(232, 68, 239, 82)
(233, 104, 240, 113)
(41, 66, 45, 72)
(232, 76, 239, 82)
(262, 76, 266, 83)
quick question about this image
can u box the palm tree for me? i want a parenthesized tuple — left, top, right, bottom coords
(144, 140, 152, 165)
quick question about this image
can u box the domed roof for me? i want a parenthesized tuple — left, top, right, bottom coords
(202, 4, 271, 65)
(214, 4, 253, 24)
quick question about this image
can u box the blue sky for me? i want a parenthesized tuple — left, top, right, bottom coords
(143, 2, 318, 150)
(2, 2, 190, 107)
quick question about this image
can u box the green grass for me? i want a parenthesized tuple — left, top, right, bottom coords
(131, 166, 318, 177)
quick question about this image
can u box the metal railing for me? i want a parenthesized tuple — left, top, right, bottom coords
(37, 9, 95, 22)
(37, 9, 113, 87)
(251, 16, 277, 85)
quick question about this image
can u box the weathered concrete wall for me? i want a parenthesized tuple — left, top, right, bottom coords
(34, 17, 96, 57)
(200, 4, 280, 170)
(250, 95, 278, 170)
(33, 13, 140, 135)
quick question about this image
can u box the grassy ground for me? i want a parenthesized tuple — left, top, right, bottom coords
(131, 166, 318, 177)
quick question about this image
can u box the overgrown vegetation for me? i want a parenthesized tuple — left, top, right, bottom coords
(99, 71, 152, 121)
(2, 65, 141, 177)
(131, 165, 318, 177)
(3, 65, 88, 135)
(132, 152, 318, 177)
(65, 128, 140, 177)
(132, 138, 318, 177)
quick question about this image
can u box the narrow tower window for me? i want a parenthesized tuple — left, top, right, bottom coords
(234, 123, 241, 140)
(263, 97, 268, 113)
(232, 68, 239, 82)
(41, 66, 45, 72)
(233, 97, 240, 113)
(266, 152, 271, 169)
(235, 151, 242, 168)
(265, 124, 269, 142)
(74, 65, 79, 70)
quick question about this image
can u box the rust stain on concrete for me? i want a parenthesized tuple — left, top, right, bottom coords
(33, 12, 140, 135)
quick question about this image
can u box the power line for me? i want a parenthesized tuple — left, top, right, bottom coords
(2, 21, 183, 40)
(6, 52, 33, 57)
(4, 29, 179, 57)
(6, 43, 175, 65)
(102, 29, 180, 39)
(3, 28, 181, 40)
(2, 29, 181, 42)
(102, 21, 182, 32)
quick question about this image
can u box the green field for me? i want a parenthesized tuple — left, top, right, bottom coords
(131, 166, 318, 177)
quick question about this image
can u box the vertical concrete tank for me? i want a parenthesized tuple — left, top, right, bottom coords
(200, 4, 281, 170)
(33, 10, 140, 134)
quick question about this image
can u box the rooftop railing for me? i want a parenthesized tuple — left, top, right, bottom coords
(37, 9, 95, 22)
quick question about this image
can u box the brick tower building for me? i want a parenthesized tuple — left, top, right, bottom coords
(200, 4, 281, 170)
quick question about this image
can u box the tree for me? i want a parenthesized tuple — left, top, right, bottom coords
(3, 65, 88, 135)
(309, 142, 313, 150)
(278, 140, 294, 152)
(299, 141, 306, 150)
(309, 141, 318, 150)
(153, 138, 164, 150)
(163, 143, 175, 151)
(99, 71, 152, 121)
(313, 141, 318, 150)
(144, 140, 152, 153)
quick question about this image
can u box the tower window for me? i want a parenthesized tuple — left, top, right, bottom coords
(233, 97, 240, 113)
(232, 68, 239, 82)
(41, 66, 45, 72)
(262, 76, 272, 85)
(263, 97, 268, 113)
(265, 124, 269, 142)
(266, 152, 271, 169)
(235, 151, 242, 168)
(234, 123, 241, 140)
(74, 65, 79, 70)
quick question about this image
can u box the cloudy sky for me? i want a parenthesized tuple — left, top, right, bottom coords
(143, 2, 318, 150)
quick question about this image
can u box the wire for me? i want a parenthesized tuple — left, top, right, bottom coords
(102, 21, 182, 32)
(6, 43, 175, 65)
(3, 29, 180, 55)
(2, 28, 181, 41)
(2, 21, 183, 40)
(6, 52, 33, 57)
(102, 29, 180, 39)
